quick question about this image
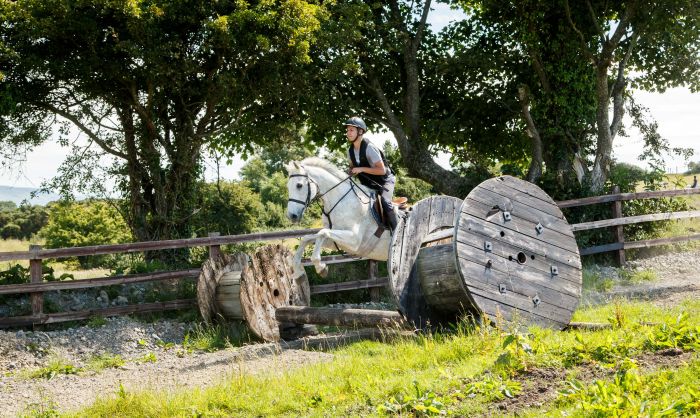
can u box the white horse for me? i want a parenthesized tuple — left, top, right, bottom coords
(285, 157, 396, 278)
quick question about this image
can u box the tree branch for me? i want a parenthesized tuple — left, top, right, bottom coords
(40, 103, 128, 159)
(564, 0, 597, 64)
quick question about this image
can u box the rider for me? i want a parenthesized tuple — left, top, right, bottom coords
(344, 116, 399, 232)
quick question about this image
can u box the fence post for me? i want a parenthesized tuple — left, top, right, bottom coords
(368, 260, 380, 302)
(208, 232, 221, 260)
(29, 244, 43, 318)
(611, 185, 626, 266)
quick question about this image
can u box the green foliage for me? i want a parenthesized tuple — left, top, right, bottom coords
(1, 0, 324, 246)
(86, 353, 125, 372)
(182, 322, 255, 352)
(39, 200, 131, 268)
(27, 358, 81, 379)
(87, 316, 107, 328)
(0, 263, 73, 286)
(494, 332, 535, 376)
(193, 181, 265, 236)
(645, 312, 700, 351)
(464, 374, 522, 402)
(378, 380, 448, 416)
(0, 203, 48, 239)
(136, 352, 158, 364)
(557, 358, 700, 417)
(582, 268, 614, 292)
(686, 161, 700, 175)
(619, 268, 657, 284)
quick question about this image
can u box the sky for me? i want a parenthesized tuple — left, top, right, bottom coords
(1, 3, 698, 193)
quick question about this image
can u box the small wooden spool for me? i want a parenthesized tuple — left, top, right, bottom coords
(388, 177, 582, 330)
(197, 244, 312, 342)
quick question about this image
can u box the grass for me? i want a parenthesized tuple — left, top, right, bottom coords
(85, 353, 125, 372)
(26, 357, 82, 380)
(181, 321, 256, 352)
(66, 298, 700, 417)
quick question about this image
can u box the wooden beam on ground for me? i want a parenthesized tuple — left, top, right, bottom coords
(275, 306, 409, 329)
(279, 328, 416, 350)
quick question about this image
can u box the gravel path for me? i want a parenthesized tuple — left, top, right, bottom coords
(2, 249, 700, 417)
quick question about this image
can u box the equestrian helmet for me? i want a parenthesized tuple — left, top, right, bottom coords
(344, 116, 367, 132)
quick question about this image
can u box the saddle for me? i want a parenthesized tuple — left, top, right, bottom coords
(369, 194, 409, 237)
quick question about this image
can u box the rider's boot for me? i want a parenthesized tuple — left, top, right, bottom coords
(387, 209, 399, 233)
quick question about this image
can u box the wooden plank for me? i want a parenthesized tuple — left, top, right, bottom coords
(0, 299, 196, 328)
(571, 210, 700, 231)
(310, 277, 389, 294)
(463, 197, 579, 254)
(416, 245, 476, 314)
(623, 233, 700, 249)
(611, 185, 625, 265)
(456, 252, 580, 309)
(468, 291, 565, 329)
(580, 233, 700, 255)
(29, 246, 43, 317)
(476, 177, 563, 218)
(275, 306, 407, 328)
(457, 214, 581, 269)
(422, 228, 454, 245)
(579, 242, 624, 256)
(455, 244, 581, 298)
(468, 186, 574, 238)
(499, 175, 560, 205)
(454, 228, 582, 285)
(557, 188, 700, 208)
(0, 228, 323, 262)
(0, 269, 200, 295)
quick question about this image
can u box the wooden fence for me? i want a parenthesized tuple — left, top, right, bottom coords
(559, 186, 700, 264)
(1, 186, 698, 328)
(0, 228, 385, 328)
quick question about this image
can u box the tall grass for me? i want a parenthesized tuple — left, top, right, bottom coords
(71, 298, 700, 417)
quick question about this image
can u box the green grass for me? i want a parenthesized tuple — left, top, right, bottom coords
(65, 298, 700, 417)
(181, 321, 256, 352)
(85, 353, 125, 372)
(26, 357, 82, 380)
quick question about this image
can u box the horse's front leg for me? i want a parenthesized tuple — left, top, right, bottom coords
(310, 228, 361, 277)
(293, 234, 319, 278)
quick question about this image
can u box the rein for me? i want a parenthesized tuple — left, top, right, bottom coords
(288, 171, 358, 228)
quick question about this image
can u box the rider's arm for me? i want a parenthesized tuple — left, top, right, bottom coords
(352, 161, 386, 176)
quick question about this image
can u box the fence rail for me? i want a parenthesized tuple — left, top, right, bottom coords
(1, 186, 698, 328)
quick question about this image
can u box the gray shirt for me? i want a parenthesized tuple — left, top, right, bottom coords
(352, 139, 388, 175)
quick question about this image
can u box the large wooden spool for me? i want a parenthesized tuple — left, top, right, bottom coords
(197, 244, 312, 342)
(389, 177, 582, 330)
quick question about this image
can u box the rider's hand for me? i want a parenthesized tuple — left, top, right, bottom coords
(350, 167, 364, 175)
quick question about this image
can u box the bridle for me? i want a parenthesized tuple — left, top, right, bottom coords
(287, 169, 362, 228)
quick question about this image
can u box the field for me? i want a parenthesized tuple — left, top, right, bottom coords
(66, 296, 700, 417)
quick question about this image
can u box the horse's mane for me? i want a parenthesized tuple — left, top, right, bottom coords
(299, 157, 347, 180)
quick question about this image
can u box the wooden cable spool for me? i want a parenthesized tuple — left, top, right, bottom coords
(389, 176, 583, 330)
(197, 244, 313, 342)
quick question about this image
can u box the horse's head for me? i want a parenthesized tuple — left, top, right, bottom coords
(285, 161, 318, 223)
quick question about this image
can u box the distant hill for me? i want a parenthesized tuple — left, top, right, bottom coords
(0, 185, 62, 206)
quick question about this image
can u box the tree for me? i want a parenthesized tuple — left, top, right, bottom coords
(0, 0, 323, 253)
(301, 1, 489, 197)
(457, 0, 700, 193)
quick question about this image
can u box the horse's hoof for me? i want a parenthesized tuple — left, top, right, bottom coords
(318, 266, 329, 278)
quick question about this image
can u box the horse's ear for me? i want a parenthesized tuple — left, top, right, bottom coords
(293, 161, 301, 170)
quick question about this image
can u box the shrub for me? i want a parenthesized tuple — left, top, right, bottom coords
(39, 200, 131, 268)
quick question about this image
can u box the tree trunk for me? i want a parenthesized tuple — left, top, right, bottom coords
(590, 66, 613, 192)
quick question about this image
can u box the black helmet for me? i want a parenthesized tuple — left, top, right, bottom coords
(343, 116, 367, 132)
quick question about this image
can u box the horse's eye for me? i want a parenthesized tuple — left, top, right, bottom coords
(296, 183, 303, 189)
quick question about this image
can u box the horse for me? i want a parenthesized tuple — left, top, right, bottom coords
(285, 157, 397, 278)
